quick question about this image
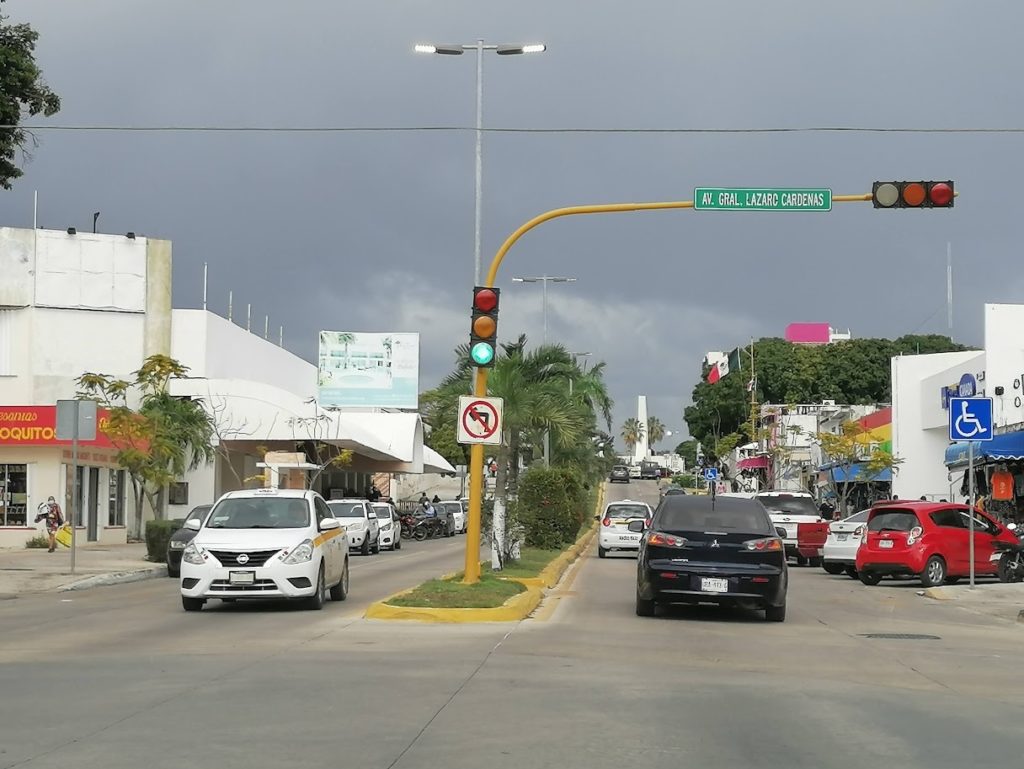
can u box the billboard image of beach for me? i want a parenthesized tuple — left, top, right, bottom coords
(317, 332, 419, 409)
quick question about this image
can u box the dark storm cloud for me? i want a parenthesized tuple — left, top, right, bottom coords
(3, 0, 1023, 446)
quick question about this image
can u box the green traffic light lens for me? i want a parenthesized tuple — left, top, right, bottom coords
(471, 342, 495, 365)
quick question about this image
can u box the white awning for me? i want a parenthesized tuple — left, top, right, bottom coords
(423, 446, 456, 474)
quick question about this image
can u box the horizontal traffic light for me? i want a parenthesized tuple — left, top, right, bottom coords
(872, 181, 954, 209)
(469, 286, 500, 368)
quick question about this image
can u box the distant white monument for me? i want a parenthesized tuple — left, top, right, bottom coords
(634, 395, 650, 463)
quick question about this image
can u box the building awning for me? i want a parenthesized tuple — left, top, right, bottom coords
(820, 463, 892, 483)
(737, 456, 770, 470)
(423, 446, 456, 474)
(944, 430, 1024, 467)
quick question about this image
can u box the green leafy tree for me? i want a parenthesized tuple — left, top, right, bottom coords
(646, 416, 666, 448)
(621, 418, 645, 453)
(674, 439, 699, 470)
(77, 355, 215, 538)
(818, 421, 903, 515)
(0, 2, 61, 189)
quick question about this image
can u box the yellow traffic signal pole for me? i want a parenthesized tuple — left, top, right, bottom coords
(463, 191, 876, 584)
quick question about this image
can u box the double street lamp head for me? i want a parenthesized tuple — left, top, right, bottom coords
(413, 42, 546, 56)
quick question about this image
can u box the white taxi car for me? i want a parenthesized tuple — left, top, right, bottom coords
(821, 509, 869, 578)
(371, 502, 402, 551)
(328, 499, 380, 555)
(179, 488, 349, 612)
(598, 499, 652, 558)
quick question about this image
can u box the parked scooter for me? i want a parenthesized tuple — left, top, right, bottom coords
(995, 522, 1024, 583)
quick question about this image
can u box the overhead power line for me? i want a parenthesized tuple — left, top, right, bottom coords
(4, 124, 1024, 135)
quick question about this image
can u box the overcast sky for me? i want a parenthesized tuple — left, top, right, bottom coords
(3, 1, 1023, 450)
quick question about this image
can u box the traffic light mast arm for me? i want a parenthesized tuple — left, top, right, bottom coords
(463, 190, 880, 585)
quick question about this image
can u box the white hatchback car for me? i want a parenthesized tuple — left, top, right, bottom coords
(821, 509, 870, 578)
(598, 500, 652, 558)
(371, 502, 402, 551)
(179, 488, 349, 612)
(328, 499, 381, 555)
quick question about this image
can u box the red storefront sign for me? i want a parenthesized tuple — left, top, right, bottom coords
(0, 406, 117, 447)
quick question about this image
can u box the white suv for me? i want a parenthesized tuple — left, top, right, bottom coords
(179, 488, 349, 612)
(328, 499, 380, 555)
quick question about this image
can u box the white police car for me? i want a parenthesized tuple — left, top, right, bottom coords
(598, 500, 653, 558)
(179, 488, 349, 611)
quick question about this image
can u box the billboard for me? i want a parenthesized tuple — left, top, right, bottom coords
(317, 332, 419, 409)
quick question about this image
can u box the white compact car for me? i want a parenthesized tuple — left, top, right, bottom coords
(328, 499, 381, 555)
(598, 500, 652, 558)
(754, 491, 826, 564)
(628, 465, 642, 479)
(821, 509, 869, 577)
(439, 501, 466, 535)
(371, 502, 402, 551)
(179, 488, 349, 612)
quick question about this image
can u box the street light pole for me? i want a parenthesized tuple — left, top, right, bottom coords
(414, 40, 546, 286)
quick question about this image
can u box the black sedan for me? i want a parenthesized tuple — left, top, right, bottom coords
(632, 494, 788, 622)
(166, 504, 212, 577)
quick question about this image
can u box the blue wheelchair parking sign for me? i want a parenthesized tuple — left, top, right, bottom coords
(949, 397, 994, 442)
(702, 467, 719, 481)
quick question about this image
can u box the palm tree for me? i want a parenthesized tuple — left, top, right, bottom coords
(646, 416, 666, 448)
(621, 418, 645, 452)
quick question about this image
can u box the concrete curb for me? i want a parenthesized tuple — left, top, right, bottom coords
(365, 487, 603, 623)
(58, 565, 167, 592)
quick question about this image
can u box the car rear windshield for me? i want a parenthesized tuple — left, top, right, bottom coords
(371, 505, 392, 520)
(606, 504, 648, 519)
(613, 466, 628, 472)
(657, 498, 773, 535)
(756, 495, 819, 516)
(207, 498, 309, 529)
(327, 502, 365, 518)
(441, 503, 462, 514)
(868, 509, 920, 533)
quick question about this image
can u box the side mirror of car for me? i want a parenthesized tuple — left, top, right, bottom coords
(184, 519, 202, 531)
(627, 520, 646, 533)
(594, 514, 600, 521)
(775, 527, 787, 540)
(319, 517, 341, 531)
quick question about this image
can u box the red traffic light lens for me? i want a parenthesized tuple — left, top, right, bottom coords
(473, 288, 498, 312)
(929, 182, 953, 206)
(902, 183, 926, 207)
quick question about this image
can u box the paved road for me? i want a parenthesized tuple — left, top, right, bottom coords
(3, 482, 1024, 769)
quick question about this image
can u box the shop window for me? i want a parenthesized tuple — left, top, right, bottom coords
(0, 464, 28, 526)
(108, 470, 126, 527)
(169, 482, 189, 506)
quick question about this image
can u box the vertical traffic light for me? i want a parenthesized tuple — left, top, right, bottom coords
(469, 286, 500, 367)
(872, 181, 955, 209)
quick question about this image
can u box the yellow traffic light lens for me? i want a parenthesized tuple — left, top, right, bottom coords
(472, 316, 496, 338)
(902, 183, 926, 207)
(874, 183, 899, 208)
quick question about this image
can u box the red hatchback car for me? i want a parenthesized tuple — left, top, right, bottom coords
(856, 501, 1017, 587)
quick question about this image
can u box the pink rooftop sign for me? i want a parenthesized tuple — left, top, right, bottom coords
(785, 323, 831, 344)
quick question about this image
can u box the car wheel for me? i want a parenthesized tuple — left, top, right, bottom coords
(796, 555, 809, 567)
(635, 591, 656, 617)
(182, 596, 204, 612)
(765, 604, 786, 622)
(921, 555, 947, 588)
(395, 537, 402, 550)
(329, 560, 349, 601)
(598, 545, 608, 559)
(361, 536, 371, 556)
(859, 571, 883, 586)
(845, 566, 859, 579)
(822, 562, 845, 576)
(809, 557, 822, 568)
(371, 536, 380, 554)
(167, 565, 179, 578)
(307, 564, 326, 610)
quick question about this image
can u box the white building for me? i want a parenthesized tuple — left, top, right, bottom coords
(0, 226, 453, 549)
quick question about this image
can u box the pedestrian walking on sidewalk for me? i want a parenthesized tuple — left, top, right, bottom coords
(34, 496, 64, 553)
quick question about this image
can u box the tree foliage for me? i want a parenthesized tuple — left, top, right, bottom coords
(674, 439, 699, 469)
(685, 335, 972, 454)
(0, 1, 61, 189)
(621, 418, 645, 452)
(646, 416, 666, 447)
(77, 355, 215, 537)
(818, 421, 903, 515)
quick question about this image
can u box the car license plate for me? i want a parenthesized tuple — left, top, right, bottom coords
(229, 571, 255, 585)
(700, 577, 729, 593)
(624, 535, 640, 541)
(878, 540, 894, 549)
(837, 533, 848, 541)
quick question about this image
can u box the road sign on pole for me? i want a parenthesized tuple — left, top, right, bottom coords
(457, 396, 503, 445)
(703, 467, 719, 481)
(949, 397, 994, 590)
(56, 400, 96, 576)
(694, 188, 832, 212)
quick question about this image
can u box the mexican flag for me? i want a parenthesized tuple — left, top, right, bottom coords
(706, 347, 742, 384)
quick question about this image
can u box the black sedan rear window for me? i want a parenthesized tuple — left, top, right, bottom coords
(868, 510, 920, 532)
(656, 497, 773, 535)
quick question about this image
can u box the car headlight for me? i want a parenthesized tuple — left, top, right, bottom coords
(169, 540, 187, 550)
(182, 542, 206, 565)
(280, 539, 314, 564)
(380, 522, 392, 531)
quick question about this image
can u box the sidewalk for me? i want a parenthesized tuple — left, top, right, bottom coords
(0, 543, 165, 596)
(923, 582, 1024, 623)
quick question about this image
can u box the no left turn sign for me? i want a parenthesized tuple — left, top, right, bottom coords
(457, 396, 504, 445)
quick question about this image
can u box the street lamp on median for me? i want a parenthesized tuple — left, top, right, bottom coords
(414, 40, 546, 287)
(511, 275, 576, 345)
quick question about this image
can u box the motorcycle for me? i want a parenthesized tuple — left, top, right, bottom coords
(399, 514, 418, 540)
(995, 523, 1024, 583)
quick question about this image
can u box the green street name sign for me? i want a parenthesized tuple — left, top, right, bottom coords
(694, 187, 832, 212)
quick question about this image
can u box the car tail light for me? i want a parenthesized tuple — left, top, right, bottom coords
(602, 517, 611, 527)
(907, 526, 924, 546)
(861, 527, 869, 544)
(648, 532, 686, 548)
(853, 526, 864, 537)
(743, 538, 783, 552)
